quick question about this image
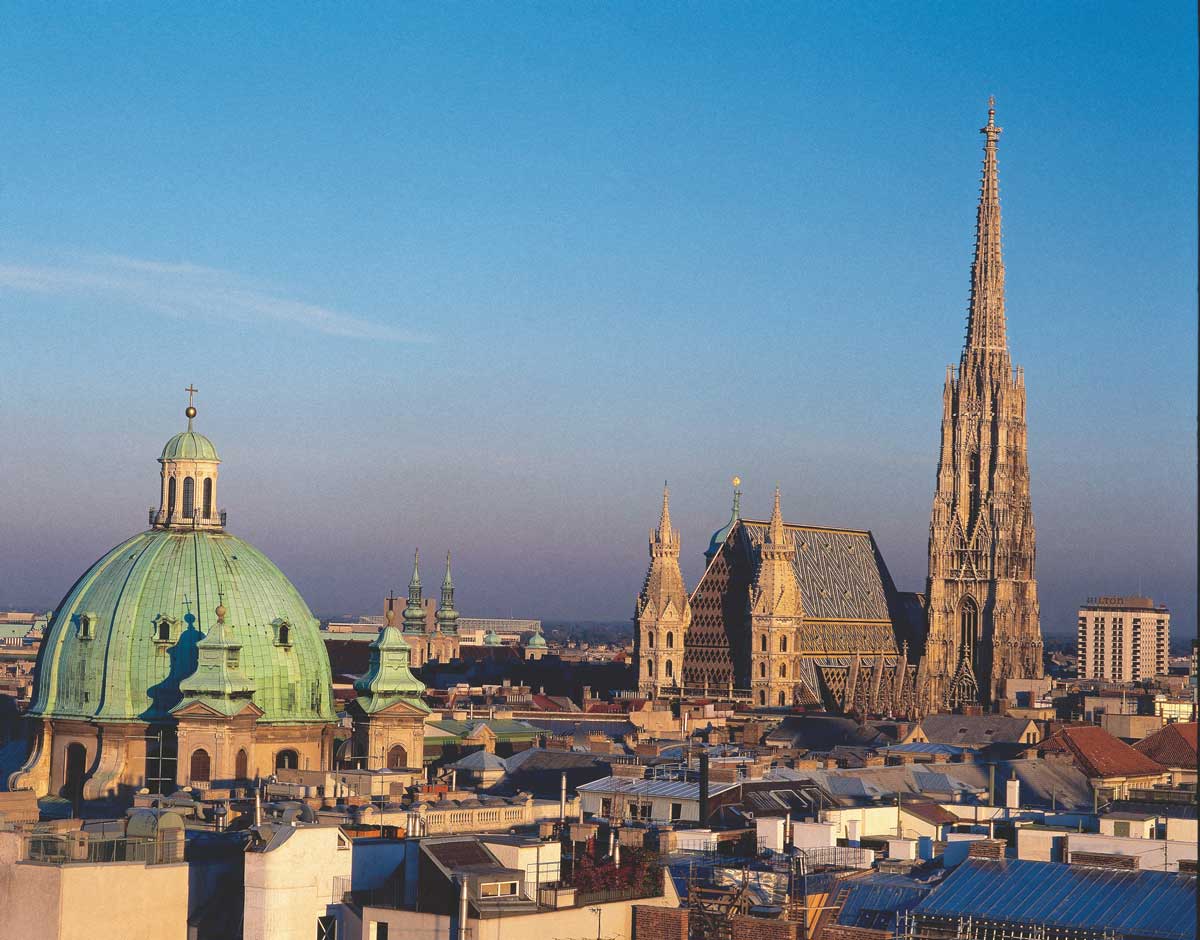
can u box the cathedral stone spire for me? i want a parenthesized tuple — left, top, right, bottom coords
(965, 96, 1008, 356)
(921, 100, 1043, 713)
(766, 486, 786, 548)
(403, 549, 426, 633)
(651, 483, 680, 556)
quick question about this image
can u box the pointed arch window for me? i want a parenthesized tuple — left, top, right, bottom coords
(665, 660, 674, 678)
(666, 631, 674, 649)
(760, 635, 767, 652)
(183, 477, 195, 517)
(759, 662, 766, 679)
(648, 632, 655, 648)
(779, 636, 788, 653)
(778, 691, 786, 707)
(758, 690, 766, 706)
(235, 749, 249, 781)
(959, 597, 978, 663)
(779, 663, 787, 678)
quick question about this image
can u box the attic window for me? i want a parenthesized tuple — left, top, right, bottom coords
(154, 616, 174, 644)
(77, 613, 96, 641)
(272, 619, 292, 647)
(480, 881, 518, 898)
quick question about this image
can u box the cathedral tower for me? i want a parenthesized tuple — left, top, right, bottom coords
(920, 100, 1044, 711)
(748, 488, 804, 708)
(634, 485, 691, 696)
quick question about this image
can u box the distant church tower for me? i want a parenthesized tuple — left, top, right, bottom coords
(920, 100, 1044, 711)
(634, 486, 691, 697)
(748, 489, 805, 709)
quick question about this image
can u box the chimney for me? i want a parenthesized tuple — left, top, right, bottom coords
(698, 752, 710, 825)
(1005, 776, 1020, 809)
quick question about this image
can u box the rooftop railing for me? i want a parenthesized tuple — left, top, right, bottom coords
(23, 833, 184, 866)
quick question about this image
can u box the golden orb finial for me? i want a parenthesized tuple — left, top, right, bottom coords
(732, 476, 741, 488)
(385, 606, 396, 627)
(215, 602, 226, 622)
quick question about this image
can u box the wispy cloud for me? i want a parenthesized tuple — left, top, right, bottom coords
(0, 254, 426, 342)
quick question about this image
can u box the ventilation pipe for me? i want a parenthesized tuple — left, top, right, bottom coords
(559, 771, 567, 823)
(450, 770, 457, 791)
(699, 752, 710, 825)
(457, 876, 470, 940)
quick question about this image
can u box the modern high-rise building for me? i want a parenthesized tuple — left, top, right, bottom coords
(1076, 596, 1170, 683)
(918, 99, 1045, 711)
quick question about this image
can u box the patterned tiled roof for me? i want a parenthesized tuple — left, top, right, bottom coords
(1134, 722, 1197, 770)
(1039, 725, 1167, 779)
(738, 521, 895, 621)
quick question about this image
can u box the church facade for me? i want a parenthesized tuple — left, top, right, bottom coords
(635, 101, 1043, 715)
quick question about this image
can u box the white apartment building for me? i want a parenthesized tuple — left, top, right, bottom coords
(1077, 596, 1170, 683)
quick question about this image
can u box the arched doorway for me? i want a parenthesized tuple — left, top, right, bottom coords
(235, 749, 249, 781)
(190, 749, 211, 784)
(63, 742, 87, 806)
(386, 745, 407, 770)
(275, 749, 298, 770)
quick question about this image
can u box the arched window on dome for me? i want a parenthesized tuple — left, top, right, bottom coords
(275, 749, 298, 771)
(387, 745, 407, 770)
(666, 631, 674, 649)
(203, 478, 213, 518)
(273, 619, 292, 647)
(183, 477, 195, 518)
(167, 477, 177, 517)
(190, 748, 210, 784)
(235, 749, 248, 781)
(155, 617, 171, 643)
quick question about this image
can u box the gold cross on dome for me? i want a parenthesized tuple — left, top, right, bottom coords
(185, 384, 198, 406)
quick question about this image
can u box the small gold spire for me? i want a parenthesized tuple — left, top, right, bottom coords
(215, 590, 226, 623)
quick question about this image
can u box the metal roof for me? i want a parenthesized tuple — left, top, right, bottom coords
(913, 859, 1198, 940)
(838, 879, 933, 929)
(577, 775, 738, 800)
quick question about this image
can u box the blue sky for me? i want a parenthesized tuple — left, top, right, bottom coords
(0, 4, 1195, 636)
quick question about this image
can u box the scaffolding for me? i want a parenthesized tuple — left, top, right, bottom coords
(901, 912, 1123, 940)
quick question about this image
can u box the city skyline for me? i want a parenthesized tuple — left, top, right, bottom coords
(0, 5, 1195, 635)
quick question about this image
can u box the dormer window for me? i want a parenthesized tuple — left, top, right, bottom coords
(77, 612, 96, 640)
(153, 615, 174, 644)
(227, 649, 240, 670)
(272, 619, 292, 647)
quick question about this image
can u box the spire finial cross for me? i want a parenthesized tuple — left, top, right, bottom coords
(185, 385, 198, 406)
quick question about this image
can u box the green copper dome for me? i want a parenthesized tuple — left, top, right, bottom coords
(483, 629, 502, 646)
(29, 528, 334, 725)
(160, 430, 220, 462)
(524, 630, 547, 649)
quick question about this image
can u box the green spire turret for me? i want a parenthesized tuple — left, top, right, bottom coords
(174, 598, 256, 716)
(436, 551, 459, 634)
(354, 607, 429, 714)
(403, 548, 425, 633)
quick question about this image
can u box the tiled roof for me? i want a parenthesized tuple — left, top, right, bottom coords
(918, 715, 1035, 746)
(1039, 725, 1167, 779)
(738, 521, 894, 621)
(1134, 722, 1197, 770)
